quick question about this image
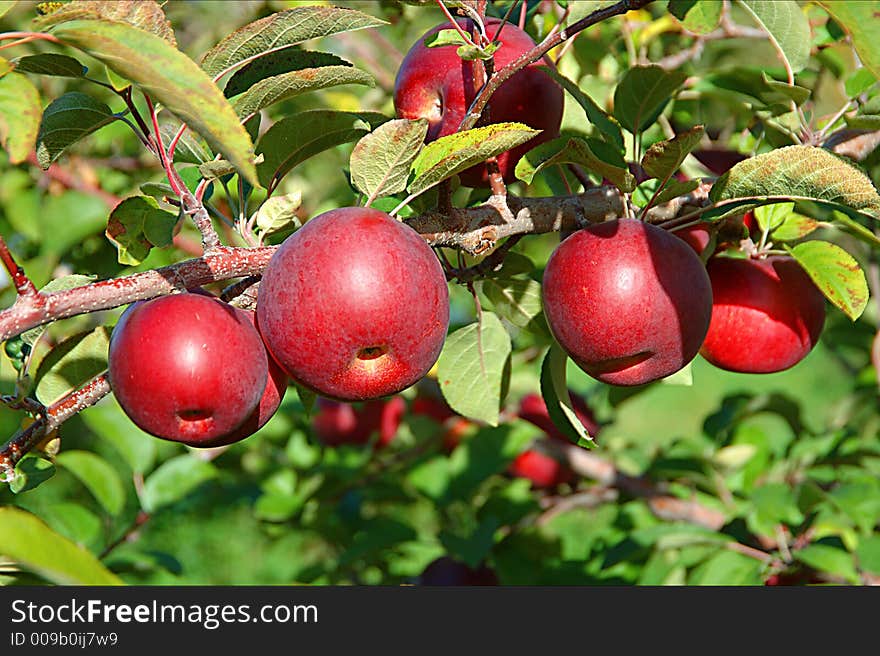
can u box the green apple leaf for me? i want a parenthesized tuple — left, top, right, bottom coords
(55, 450, 125, 516)
(223, 50, 349, 97)
(0, 506, 123, 585)
(409, 123, 540, 197)
(539, 66, 623, 149)
(256, 109, 387, 192)
(0, 2, 16, 20)
(785, 240, 868, 321)
(350, 118, 429, 203)
(80, 398, 157, 474)
(653, 178, 700, 206)
(0, 72, 41, 164)
(231, 64, 374, 121)
(479, 277, 544, 329)
(12, 53, 87, 77)
(739, 0, 811, 74)
(816, 1, 880, 79)
(48, 19, 258, 185)
(540, 343, 596, 448)
(105, 195, 178, 266)
(709, 146, 880, 220)
(141, 455, 218, 513)
(200, 6, 386, 79)
(856, 535, 880, 575)
(254, 192, 302, 235)
(423, 29, 470, 49)
(641, 125, 705, 181)
(758, 203, 820, 241)
(613, 65, 687, 134)
(160, 120, 211, 164)
(35, 0, 177, 45)
(515, 135, 635, 191)
(10, 457, 56, 495)
(668, 0, 722, 34)
(37, 502, 102, 548)
(35, 92, 117, 168)
(437, 311, 511, 427)
(34, 328, 110, 406)
(795, 544, 860, 584)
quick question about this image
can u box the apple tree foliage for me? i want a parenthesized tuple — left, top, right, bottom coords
(0, 0, 879, 586)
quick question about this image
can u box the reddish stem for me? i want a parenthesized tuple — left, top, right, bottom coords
(0, 235, 37, 297)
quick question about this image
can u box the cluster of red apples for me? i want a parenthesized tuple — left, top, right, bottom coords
(106, 17, 827, 450)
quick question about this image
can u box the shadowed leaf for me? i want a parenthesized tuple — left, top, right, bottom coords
(105, 195, 177, 265)
(36, 92, 116, 168)
(516, 135, 635, 190)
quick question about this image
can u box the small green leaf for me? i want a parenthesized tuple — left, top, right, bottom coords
(456, 42, 499, 62)
(231, 64, 374, 121)
(141, 455, 218, 513)
(786, 240, 868, 320)
(50, 19, 258, 185)
(56, 450, 125, 516)
(34, 328, 110, 406)
(479, 277, 544, 329)
(641, 126, 705, 181)
(409, 123, 540, 197)
(0, 72, 41, 164)
(762, 203, 820, 241)
(437, 312, 511, 427)
(224, 50, 350, 97)
(668, 0, 722, 34)
(201, 6, 387, 78)
(710, 146, 880, 219)
(35, 92, 116, 168)
(10, 457, 56, 494)
(613, 65, 687, 134)
(740, 0, 811, 74)
(256, 110, 386, 191)
(0, 506, 123, 585)
(350, 118, 429, 202)
(539, 66, 624, 149)
(440, 516, 500, 569)
(254, 192, 302, 235)
(105, 195, 178, 265)
(539, 343, 596, 448)
(795, 544, 859, 584)
(423, 28, 470, 48)
(817, 1, 880, 79)
(754, 201, 793, 233)
(653, 178, 700, 205)
(515, 135, 635, 191)
(761, 73, 810, 107)
(12, 53, 87, 77)
(844, 68, 876, 98)
(856, 535, 880, 575)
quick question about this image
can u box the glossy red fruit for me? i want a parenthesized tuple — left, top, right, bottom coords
(256, 207, 449, 401)
(394, 18, 563, 187)
(508, 446, 575, 488)
(202, 311, 288, 447)
(108, 293, 268, 446)
(312, 396, 405, 448)
(700, 256, 826, 373)
(419, 557, 499, 586)
(542, 219, 713, 386)
(518, 392, 600, 441)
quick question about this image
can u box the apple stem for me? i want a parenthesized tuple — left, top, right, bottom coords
(0, 235, 38, 297)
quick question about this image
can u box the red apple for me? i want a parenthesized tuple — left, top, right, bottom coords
(542, 219, 713, 386)
(201, 311, 288, 447)
(419, 557, 498, 586)
(673, 223, 714, 257)
(108, 293, 268, 446)
(518, 392, 600, 441)
(508, 445, 575, 488)
(256, 207, 449, 401)
(700, 256, 825, 373)
(394, 17, 563, 187)
(313, 396, 405, 448)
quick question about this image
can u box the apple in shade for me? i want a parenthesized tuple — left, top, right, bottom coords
(411, 393, 473, 450)
(312, 396, 406, 448)
(517, 392, 600, 441)
(108, 293, 268, 446)
(202, 311, 288, 447)
(542, 218, 713, 386)
(700, 256, 826, 373)
(256, 207, 449, 402)
(394, 17, 563, 187)
(419, 556, 498, 586)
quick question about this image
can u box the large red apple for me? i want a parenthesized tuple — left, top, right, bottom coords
(256, 207, 449, 401)
(201, 311, 288, 447)
(700, 256, 825, 373)
(542, 219, 713, 386)
(394, 17, 563, 187)
(108, 293, 268, 446)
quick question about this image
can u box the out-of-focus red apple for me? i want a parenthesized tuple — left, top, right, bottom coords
(517, 392, 600, 442)
(312, 396, 405, 448)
